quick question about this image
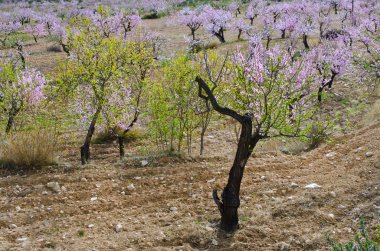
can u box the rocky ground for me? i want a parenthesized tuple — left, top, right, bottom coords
(0, 121, 379, 251)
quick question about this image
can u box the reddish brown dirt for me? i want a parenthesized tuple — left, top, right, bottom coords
(0, 121, 379, 251)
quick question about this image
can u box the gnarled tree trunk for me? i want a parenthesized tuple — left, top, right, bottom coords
(80, 106, 101, 165)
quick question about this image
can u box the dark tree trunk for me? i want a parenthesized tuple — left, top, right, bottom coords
(80, 106, 101, 165)
(200, 130, 205, 155)
(303, 34, 310, 49)
(215, 29, 226, 43)
(266, 36, 271, 50)
(250, 18, 254, 25)
(118, 136, 125, 159)
(238, 30, 242, 40)
(214, 119, 260, 232)
(281, 30, 285, 39)
(5, 114, 15, 134)
(191, 30, 195, 40)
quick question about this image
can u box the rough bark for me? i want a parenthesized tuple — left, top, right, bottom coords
(80, 106, 101, 165)
(303, 34, 310, 50)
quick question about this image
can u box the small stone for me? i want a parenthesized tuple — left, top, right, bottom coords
(304, 183, 321, 189)
(46, 182, 61, 193)
(42, 191, 48, 195)
(207, 178, 215, 183)
(211, 239, 218, 246)
(127, 184, 135, 191)
(15, 206, 21, 212)
(170, 207, 178, 212)
(290, 182, 298, 188)
(329, 191, 336, 197)
(81, 177, 88, 182)
(9, 224, 17, 229)
(88, 224, 94, 228)
(261, 176, 266, 180)
(61, 186, 67, 193)
(205, 226, 213, 232)
(278, 242, 290, 251)
(141, 160, 148, 167)
(90, 197, 97, 201)
(115, 223, 123, 233)
(121, 191, 125, 195)
(365, 152, 374, 157)
(95, 184, 101, 188)
(327, 213, 335, 219)
(325, 152, 336, 158)
(16, 237, 28, 243)
(134, 177, 141, 180)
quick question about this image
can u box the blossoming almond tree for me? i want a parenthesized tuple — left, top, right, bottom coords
(0, 55, 46, 133)
(195, 44, 320, 232)
(201, 5, 232, 43)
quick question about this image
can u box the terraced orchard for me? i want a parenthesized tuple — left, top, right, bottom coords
(0, 0, 379, 250)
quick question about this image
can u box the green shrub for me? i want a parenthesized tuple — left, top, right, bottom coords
(326, 219, 379, 251)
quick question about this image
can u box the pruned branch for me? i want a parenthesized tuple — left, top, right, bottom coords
(195, 76, 244, 124)
(212, 189, 223, 214)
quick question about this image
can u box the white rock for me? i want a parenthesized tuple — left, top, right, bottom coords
(365, 152, 374, 157)
(278, 242, 290, 251)
(61, 186, 67, 193)
(115, 223, 123, 233)
(46, 182, 61, 193)
(170, 207, 178, 212)
(329, 191, 336, 197)
(42, 191, 48, 195)
(121, 191, 125, 195)
(207, 178, 215, 183)
(205, 226, 213, 232)
(88, 224, 94, 228)
(127, 184, 135, 191)
(81, 177, 88, 182)
(9, 224, 17, 229)
(290, 182, 298, 188)
(134, 177, 141, 180)
(95, 184, 101, 188)
(16, 237, 28, 243)
(90, 197, 97, 201)
(141, 160, 148, 167)
(211, 239, 218, 246)
(327, 213, 335, 219)
(15, 206, 21, 212)
(325, 152, 336, 158)
(304, 183, 321, 189)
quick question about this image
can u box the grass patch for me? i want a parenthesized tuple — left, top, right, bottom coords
(93, 128, 145, 144)
(0, 130, 56, 169)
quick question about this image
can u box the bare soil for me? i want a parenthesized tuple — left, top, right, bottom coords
(0, 120, 379, 251)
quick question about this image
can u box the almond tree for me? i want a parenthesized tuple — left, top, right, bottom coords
(195, 44, 320, 232)
(0, 54, 46, 133)
(60, 15, 152, 164)
(179, 8, 203, 40)
(201, 5, 231, 43)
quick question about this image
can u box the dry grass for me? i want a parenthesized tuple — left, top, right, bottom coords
(0, 130, 56, 169)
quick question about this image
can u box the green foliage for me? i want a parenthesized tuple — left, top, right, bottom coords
(147, 54, 208, 154)
(326, 219, 380, 251)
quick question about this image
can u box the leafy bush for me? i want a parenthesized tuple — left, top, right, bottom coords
(0, 130, 56, 168)
(326, 219, 379, 251)
(93, 129, 145, 145)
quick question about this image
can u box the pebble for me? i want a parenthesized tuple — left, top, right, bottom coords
(290, 182, 298, 188)
(42, 191, 48, 195)
(141, 160, 148, 167)
(327, 213, 335, 219)
(329, 191, 336, 197)
(90, 197, 97, 201)
(115, 223, 123, 233)
(365, 152, 374, 157)
(61, 186, 67, 193)
(304, 183, 321, 189)
(207, 178, 215, 183)
(16, 237, 28, 243)
(278, 242, 290, 251)
(325, 152, 336, 158)
(88, 224, 94, 228)
(121, 191, 125, 195)
(170, 207, 178, 212)
(127, 184, 135, 191)
(8, 224, 17, 229)
(81, 177, 88, 182)
(15, 206, 21, 212)
(211, 239, 218, 246)
(46, 182, 61, 193)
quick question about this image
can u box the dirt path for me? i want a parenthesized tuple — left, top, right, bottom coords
(0, 123, 379, 251)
